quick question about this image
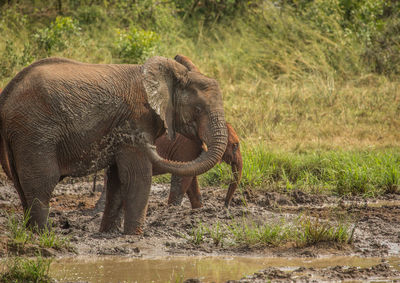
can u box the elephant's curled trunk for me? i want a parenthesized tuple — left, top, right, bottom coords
(144, 112, 228, 177)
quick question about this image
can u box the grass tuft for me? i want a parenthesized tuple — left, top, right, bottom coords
(0, 256, 53, 283)
(187, 221, 207, 245)
(6, 211, 70, 253)
(186, 216, 353, 248)
(6, 210, 33, 249)
(295, 217, 353, 247)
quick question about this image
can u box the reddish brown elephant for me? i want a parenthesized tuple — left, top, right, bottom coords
(153, 122, 242, 208)
(0, 55, 228, 234)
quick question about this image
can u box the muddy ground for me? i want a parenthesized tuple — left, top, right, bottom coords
(1, 173, 400, 282)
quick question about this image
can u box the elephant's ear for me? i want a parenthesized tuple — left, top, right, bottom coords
(142, 56, 188, 140)
(174, 54, 201, 72)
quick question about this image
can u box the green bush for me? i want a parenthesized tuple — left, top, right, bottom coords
(34, 16, 80, 54)
(0, 6, 28, 33)
(113, 27, 159, 64)
(75, 5, 107, 26)
(173, 0, 246, 23)
(0, 40, 19, 77)
(363, 14, 400, 75)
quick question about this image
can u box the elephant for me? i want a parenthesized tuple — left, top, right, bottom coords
(154, 122, 242, 208)
(0, 55, 228, 234)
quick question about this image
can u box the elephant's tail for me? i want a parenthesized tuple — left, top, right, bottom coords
(0, 88, 11, 179)
(0, 134, 28, 209)
(0, 136, 12, 181)
(0, 88, 27, 208)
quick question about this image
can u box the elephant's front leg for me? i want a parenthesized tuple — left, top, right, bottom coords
(116, 148, 152, 235)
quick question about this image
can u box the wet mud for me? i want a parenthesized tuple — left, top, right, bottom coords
(1, 174, 400, 282)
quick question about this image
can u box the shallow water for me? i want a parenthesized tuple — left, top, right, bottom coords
(50, 255, 400, 283)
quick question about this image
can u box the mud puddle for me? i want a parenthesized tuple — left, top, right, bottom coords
(50, 255, 400, 282)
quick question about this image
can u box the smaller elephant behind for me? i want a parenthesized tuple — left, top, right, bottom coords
(154, 122, 242, 208)
(99, 123, 242, 209)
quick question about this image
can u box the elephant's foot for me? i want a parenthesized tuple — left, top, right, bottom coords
(27, 198, 50, 232)
(99, 223, 121, 233)
(123, 221, 143, 235)
(99, 216, 122, 233)
(99, 222, 121, 233)
(167, 193, 184, 206)
(190, 198, 203, 209)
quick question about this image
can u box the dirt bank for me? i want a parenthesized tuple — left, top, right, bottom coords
(1, 175, 400, 281)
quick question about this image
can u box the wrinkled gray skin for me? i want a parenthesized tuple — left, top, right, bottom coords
(0, 55, 228, 234)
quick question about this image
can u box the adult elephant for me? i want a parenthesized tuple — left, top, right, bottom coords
(0, 55, 228, 234)
(155, 122, 242, 208)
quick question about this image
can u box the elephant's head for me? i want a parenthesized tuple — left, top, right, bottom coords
(221, 123, 243, 207)
(142, 55, 228, 176)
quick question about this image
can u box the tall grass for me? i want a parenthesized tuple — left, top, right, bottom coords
(202, 145, 400, 196)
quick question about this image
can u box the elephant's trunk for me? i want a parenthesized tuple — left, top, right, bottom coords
(144, 112, 228, 177)
(225, 154, 243, 207)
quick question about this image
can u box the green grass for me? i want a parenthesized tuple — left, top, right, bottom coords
(186, 216, 353, 248)
(0, 256, 53, 283)
(295, 217, 354, 247)
(6, 211, 70, 253)
(6, 210, 33, 249)
(227, 219, 288, 247)
(201, 145, 400, 197)
(187, 221, 208, 245)
(37, 224, 70, 250)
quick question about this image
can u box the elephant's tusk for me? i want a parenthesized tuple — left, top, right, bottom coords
(202, 142, 208, 152)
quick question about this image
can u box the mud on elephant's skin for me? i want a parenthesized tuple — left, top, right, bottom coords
(0, 55, 228, 234)
(153, 122, 242, 208)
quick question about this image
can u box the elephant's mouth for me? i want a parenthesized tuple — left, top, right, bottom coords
(178, 121, 200, 143)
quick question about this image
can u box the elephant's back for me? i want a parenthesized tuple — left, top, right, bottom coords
(0, 58, 139, 134)
(1, 58, 139, 107)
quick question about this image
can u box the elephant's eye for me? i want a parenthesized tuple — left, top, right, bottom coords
(232, 143, 239, 153)
(195, 106, 202, 114)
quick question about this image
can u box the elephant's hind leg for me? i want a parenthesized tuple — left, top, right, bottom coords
(168, 175, 187, 206)
(15, 150, 60, 230)
(116, 148, 152, 235)
(100, 164, 123, 232)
